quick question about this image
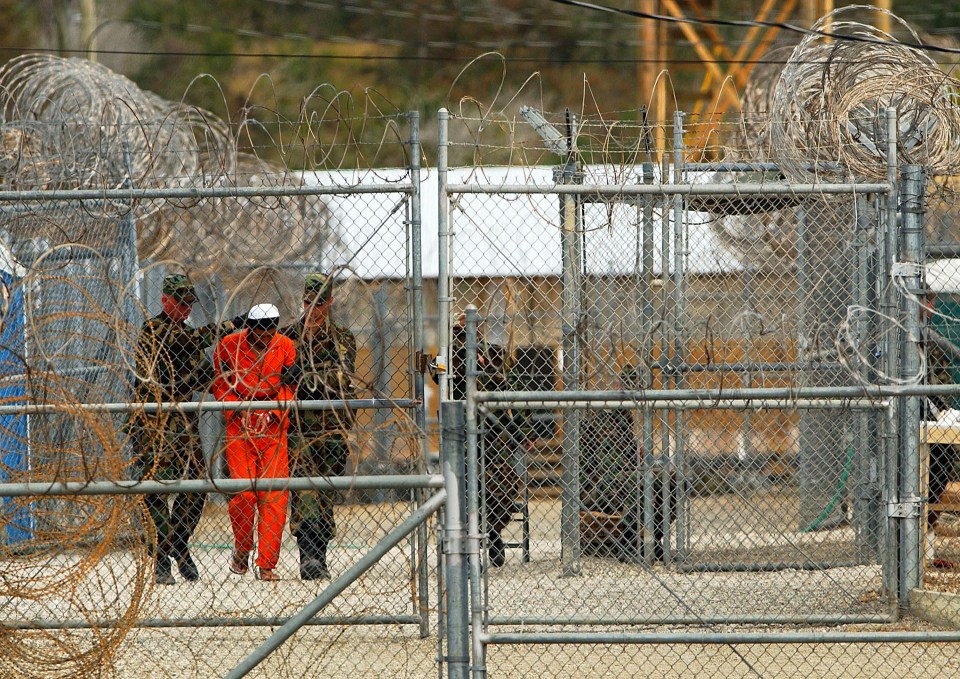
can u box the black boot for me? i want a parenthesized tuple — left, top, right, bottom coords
(653, 525, 666, 562)
(155, 554, 175, 585)
(299, 541, 330, 581)
(171, 518, 201, 582)
(616, 515, 640, 564)
(175, 550, 200, 582)
(489, 530, 506, 568)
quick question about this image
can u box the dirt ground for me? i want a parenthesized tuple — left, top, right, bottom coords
(6, 495, 960, 678)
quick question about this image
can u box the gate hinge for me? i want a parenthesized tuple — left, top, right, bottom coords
(887, 497, 922, 518)
(442, 530, 469, 555)
(891, 262, 922, 279)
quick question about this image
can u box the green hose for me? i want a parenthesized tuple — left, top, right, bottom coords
(800, 437, 856, 533)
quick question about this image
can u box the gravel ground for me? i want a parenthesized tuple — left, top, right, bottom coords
(924, 514, 960, 594)
(7, 497, 960, 678)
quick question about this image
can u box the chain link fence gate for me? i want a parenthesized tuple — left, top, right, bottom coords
(7, 36, 960, 679)
(439, 103, 960, 677)
(0, 55, 451, 678)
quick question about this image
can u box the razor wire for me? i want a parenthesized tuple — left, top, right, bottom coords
(768, 6, 960, 183)
(438, 54, 960, 674)
(0, 54, 435, 679)
(9, 3, 960, 675)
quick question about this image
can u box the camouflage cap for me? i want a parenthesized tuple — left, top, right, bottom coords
(162, 274, 196, 303)
(303, 272, 334, 302)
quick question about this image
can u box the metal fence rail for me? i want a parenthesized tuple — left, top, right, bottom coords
(5, 58, 960, 677)
(435, 95, 960, 676)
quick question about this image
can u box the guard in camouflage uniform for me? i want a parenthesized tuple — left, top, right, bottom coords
(479, 344, 523, 568)
(580, 366, 677, 562)
(282, 273, 357, 580)
(921, 289, 959, 568)
(133, 274, 224, 585)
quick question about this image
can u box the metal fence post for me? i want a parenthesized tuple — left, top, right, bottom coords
(437, 108, 451, 404)
(883, 107, 901, 613)
(408, 110, 431, 638)
(557, 117, 583, 576)
(464, 305, 486, 677)
(853, 192, 881, 564)
(441, 400, 469, 679)
(899, 163, 925, 604)
(671, 110, 688, 560)
(640, 159, 656, 565)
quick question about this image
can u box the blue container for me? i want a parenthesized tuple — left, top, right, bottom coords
(0, 270, 30, 545)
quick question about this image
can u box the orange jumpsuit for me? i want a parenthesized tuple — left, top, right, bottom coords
(212, 330, 296, 571)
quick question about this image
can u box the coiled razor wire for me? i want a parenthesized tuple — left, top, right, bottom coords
(769, 5, 960, 182)
(0, 55, 420, 677)
(136, 154, 340, 288)
(729, 42, 799, 164)
(0, 54, 232, 207)
(0, 366, 153, 678)
(712, 7, 960, 268)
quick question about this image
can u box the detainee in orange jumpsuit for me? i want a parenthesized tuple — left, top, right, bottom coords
(212, 303, 298, 581)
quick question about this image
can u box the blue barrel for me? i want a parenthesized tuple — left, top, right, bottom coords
(0, 271, 29, 545)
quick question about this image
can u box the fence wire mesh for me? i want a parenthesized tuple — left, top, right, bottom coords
(9, 4, 960, 674)
(0, 54, 435, 679)
(443, 84, 960, 673)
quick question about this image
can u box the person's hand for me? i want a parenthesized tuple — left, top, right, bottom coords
(242, 410, 277, 435)
(281, 362, 302, 386)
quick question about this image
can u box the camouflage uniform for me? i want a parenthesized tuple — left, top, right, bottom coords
(924, 321, 957, 531)
(132, 274, 224, 582)
(580, 380, 678, 562)
(282, 273, 357, 580)
(448, 323, 471, 401)
(430, 324, 521, 565)
(478, 351, 523, 567)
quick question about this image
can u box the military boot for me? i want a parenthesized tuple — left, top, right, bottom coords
(175, 550, 200, 581)
(155, 555, 175, 585)
(299, 540, 330, 581)
(616, 519, 640, 564)
(488, 530, 506, 568)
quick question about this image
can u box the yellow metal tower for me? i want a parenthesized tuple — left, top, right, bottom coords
(638, 0, 892, 159)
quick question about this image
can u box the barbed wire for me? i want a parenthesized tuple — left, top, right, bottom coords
(0, 55, 232, 197)
(0, 53, 428, 677)
(770, 7, 960, 182)
(3, 14, 960, 674)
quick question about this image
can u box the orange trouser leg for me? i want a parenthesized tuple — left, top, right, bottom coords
(225, 432, 258, 555)
(225, 418, 290, 570)
(254, 430, 289, 570)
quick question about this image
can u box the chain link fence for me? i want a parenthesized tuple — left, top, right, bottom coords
(440, 99, 960, 676)
(0, 55, 440, 679)
(8, 12, 960, 674)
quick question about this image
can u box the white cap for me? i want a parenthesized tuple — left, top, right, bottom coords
(247, 303, 280, 321)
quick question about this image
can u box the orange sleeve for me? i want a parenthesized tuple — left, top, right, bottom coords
(279, 336, 296, 402)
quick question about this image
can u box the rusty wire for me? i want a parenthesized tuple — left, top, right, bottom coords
(0, 54, 421, 677)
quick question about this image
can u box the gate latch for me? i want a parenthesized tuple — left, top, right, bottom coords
(887, 497, 922, 519)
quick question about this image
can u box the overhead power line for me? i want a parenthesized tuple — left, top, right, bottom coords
(19, 3, 960, 64)
(13, 44, 960, 67)
(546, 0, 960, 56)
